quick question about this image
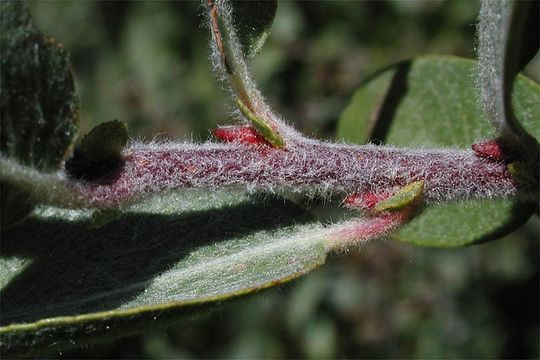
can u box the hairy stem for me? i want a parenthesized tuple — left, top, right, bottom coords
(2, 140, 523, 210)
(476, 0, 538, 155)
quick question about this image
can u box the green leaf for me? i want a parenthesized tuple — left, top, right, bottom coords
(0, 1, 79, 225)
(337, 56, 538, 247)
(512, 75, 540, 142)
(230, 0, 277, 59)
(0, 1, 78, 169)
(0, 190, 327, 356)
(374, 180, 424, 213)
(79, 120, 128, 160)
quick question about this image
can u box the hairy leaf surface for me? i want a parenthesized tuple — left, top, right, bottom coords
(0, 2, 78, 226)
(0, 190, 327, 355)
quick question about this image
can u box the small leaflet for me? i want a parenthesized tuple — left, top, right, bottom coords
(374, 180, 425, 213)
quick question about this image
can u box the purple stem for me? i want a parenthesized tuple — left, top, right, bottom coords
(71, 140, 518, 209)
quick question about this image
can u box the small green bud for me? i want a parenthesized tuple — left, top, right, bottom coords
(374, 180, 425, 213)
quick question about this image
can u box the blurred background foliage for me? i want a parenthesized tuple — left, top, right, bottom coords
(27, 1, 538, 358)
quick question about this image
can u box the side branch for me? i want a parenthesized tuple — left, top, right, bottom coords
(206, 0, 304, 147)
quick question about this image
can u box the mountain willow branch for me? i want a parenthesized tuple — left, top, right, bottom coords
(1, 140, 524, 210)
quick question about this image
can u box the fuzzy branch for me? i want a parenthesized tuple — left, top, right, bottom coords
(1, 0, 536, 248)
(476, 0, 537, 154)
(1, 140, 524, 210)
(207, 0, 304, 147)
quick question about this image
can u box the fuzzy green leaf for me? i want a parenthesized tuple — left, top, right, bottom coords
(230, 0, 277, 59)
(0, 1, 78, 169)
(374, 181, 424, 213)
(338, 56, 538, 247)
(79, 120, 128, 160)
(0, 190, 327, 356)
(0, 2, 78, 226)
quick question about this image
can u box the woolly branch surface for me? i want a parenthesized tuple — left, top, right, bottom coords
(2, 139, 517, 209)
(80, 141, 520, 207)
(476, 0, 536, 154)
(477, 0, 514, 134)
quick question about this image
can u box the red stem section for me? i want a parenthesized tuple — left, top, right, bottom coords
(70, 140, 518, 209)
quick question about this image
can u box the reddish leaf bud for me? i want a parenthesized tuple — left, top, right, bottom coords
(472, 139, 508, 160)
(213, 126, 271, 146)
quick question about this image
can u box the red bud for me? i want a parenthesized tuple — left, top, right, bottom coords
(213, 126, 271, 146)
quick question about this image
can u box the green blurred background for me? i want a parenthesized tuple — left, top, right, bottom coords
(27, 1, 538, 358)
